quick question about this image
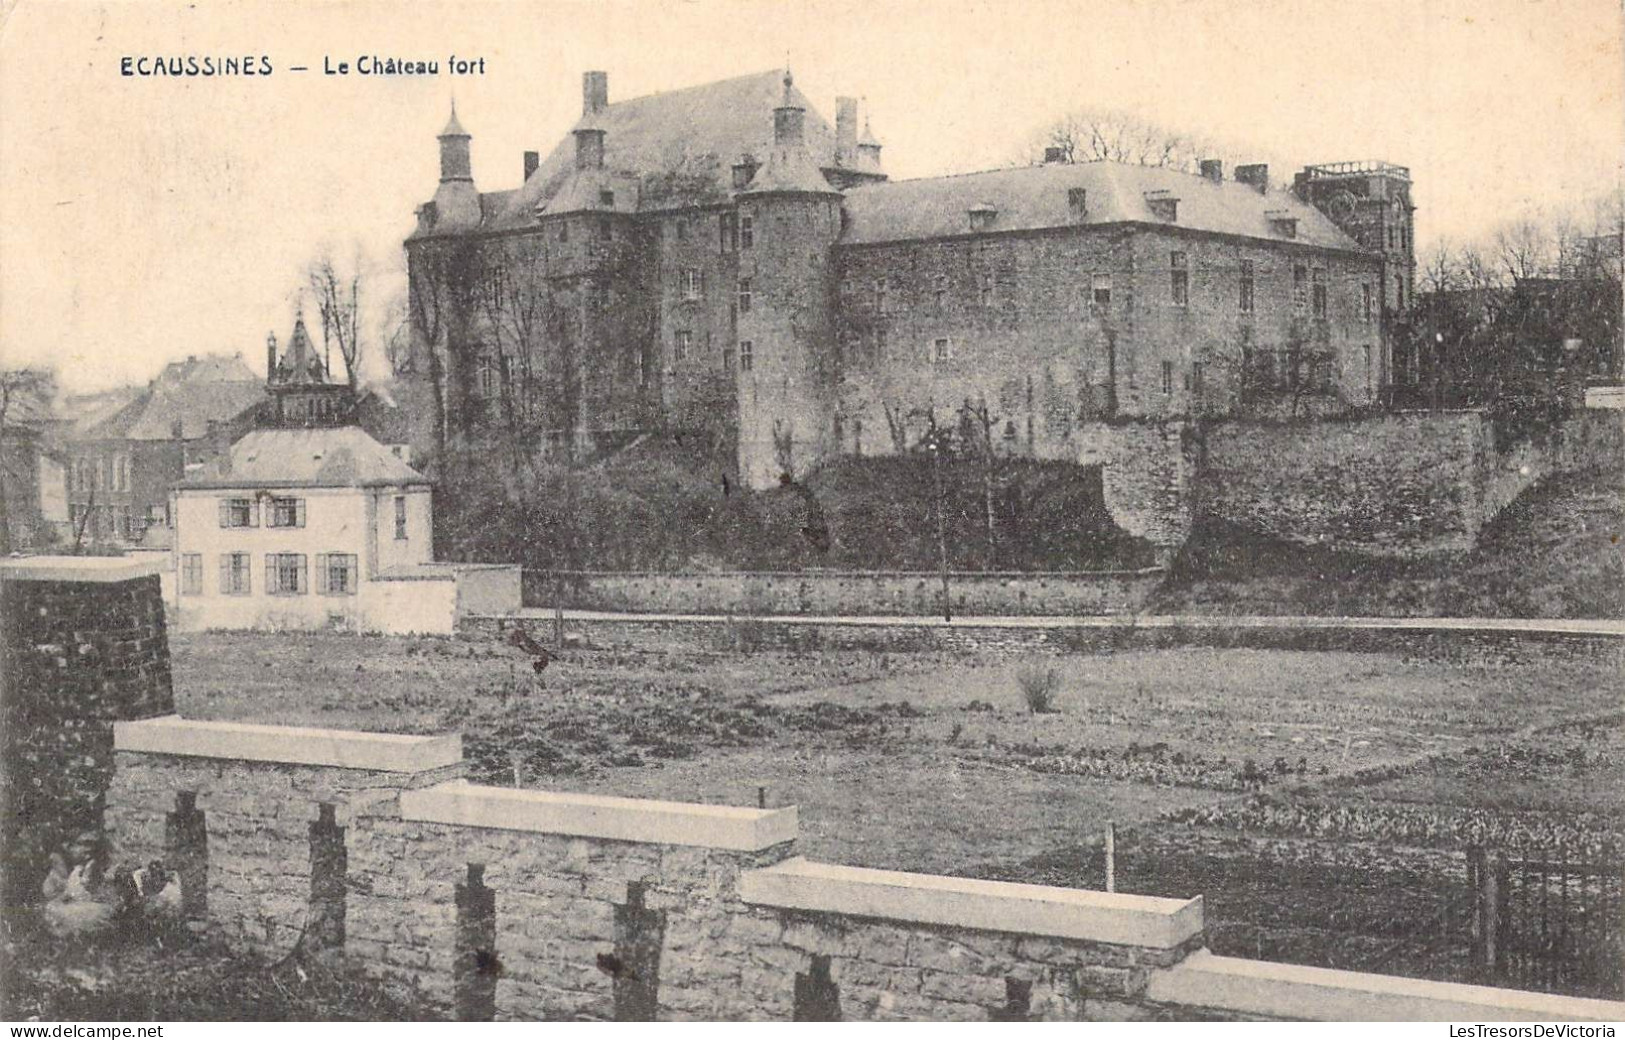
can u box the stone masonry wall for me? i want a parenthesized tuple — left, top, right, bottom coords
(532, 568, 1164, 617)
(104, 717, 1625, 1023)
(1197, 410, 1625, 558)
(0, 559, 176, 911)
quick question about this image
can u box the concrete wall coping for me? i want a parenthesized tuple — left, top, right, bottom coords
(114, 716, 462, 773)
(1145, 949, 1625, 1022)
(0, 555, 165, 583)
(399, 780, 799, 851)
(540, 568, 1166, 580)
(740, 857, 1204, 949)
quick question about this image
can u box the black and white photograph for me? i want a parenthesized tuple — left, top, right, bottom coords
(0, 0, 1621, 1025)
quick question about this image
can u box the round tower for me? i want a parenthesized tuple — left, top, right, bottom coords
(427, 102, 482, 231)
(733, 72, 844, 489)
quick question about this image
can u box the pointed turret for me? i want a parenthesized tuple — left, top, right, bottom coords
(737, 71, 841, 197)
(426, 101, 481, 231)
(267, 310, 355, 428)
(856, 115, 884, 174)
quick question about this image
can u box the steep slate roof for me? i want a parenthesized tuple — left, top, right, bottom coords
(839, 161, 1364, 251)
(180, 427, 428, 489)
(486, 70, 844, 228)
(156, 354, 258, 386)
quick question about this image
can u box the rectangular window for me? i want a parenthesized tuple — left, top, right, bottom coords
(934, 277, 948, 313)
(739, 340, 753, 372)
(316, 552, 358, 596)
(1170, 251, 1189, 307)
(1161, 361, 1174, 395)
(1364, 344, 1374, 396)
(181, 553, 202, 596)
(394, 496, 408, 540)
(219, 497, 258, 528)
(477, 356, 497, 397)
(740, 215, 754, 249)
(1092, 274, 1112, 311)
(598, 216, 614, 241)
(682, 269, 702, 301)
(980, 274, 995, 309)
(1239, 260, 1255, 313)
(1362, 283, 1373, 323)
(719, 213, 737, 253)
(1293, 265, 1308, 313)
(1192, 361, 1205, 400)
(267, 552, 307, 596)
(94, 458, 106, 491)
(874, 328, 888, 360)
(675, 218, 688, 241)
(674, 329, 692, 361)
(1312, 268, 1328, 319)
(874, 277, 889, 314)
(737, 277, 752, 314)
(931, 337, 953, 363)
(557, 220, 569, 244)
(266, 496, 305, 529)
(219, 552, 251, 595)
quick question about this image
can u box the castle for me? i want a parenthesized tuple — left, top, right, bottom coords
(403, 70, 1415, 506)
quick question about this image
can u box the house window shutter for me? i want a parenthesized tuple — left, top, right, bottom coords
(315, 553, 328, 595)
(219, 554, 230, 593)
(295, 499, 306, 528)
(346, 555, 358, 595)
(297, 554, 308, 595)
(265, 555, 277, 594)
(219, 499, 230, 527)
(249, 500, 260, 527)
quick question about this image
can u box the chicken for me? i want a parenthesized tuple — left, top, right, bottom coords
(42, 862, 116, 939)
(133, 861, 184, 920)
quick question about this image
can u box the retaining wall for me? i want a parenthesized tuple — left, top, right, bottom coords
(1199, 410, 1625, 558)
(529, 569, 1164, 618)
(0, 556, 176, 910)
(105, 716, 1625, 1022)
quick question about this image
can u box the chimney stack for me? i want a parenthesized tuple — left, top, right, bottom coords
(835, 97, 859, 166)
(1235, 163, 1269, 194)
(1200, 159, 1223, 183)
(582, 71, 608, 116)
(524, 150, 540, 181)
(1044, 146, 1066, 164)
(266, 332, 278, 382)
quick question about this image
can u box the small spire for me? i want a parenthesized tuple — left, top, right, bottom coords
(440, 97, 469, 138)
(782, 66, 795, 105)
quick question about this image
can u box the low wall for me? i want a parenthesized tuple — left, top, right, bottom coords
(1199, 410, 1625, 558)
(105, 716, 1625, 1022)
(530, 569, 1165, 618)
(463, 611, 1625, 660)
(0, 557, 176, 910)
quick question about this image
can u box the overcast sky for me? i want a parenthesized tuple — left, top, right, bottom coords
(2, 0, 1620, 392)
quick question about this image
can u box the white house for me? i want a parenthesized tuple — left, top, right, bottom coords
(170, 426, 518, 634)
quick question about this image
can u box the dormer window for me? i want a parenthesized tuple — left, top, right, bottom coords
(1144, 191, 1180, 222)
(599, 189, 615, 207)
(1267, 211, 1299, 238)
(1068, 188, 1088, 219)
(969, 203, 998, 232)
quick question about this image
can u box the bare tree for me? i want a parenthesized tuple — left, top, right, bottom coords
(406, 244, 455, 461)
(0, 367, 55, 554)
(957, 396, 1001, 565)
(307, 249, 365, 390)
(1020, 106, 1230, 172)
(1495, 216, 1554, 283)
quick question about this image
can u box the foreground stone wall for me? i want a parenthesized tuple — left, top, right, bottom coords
(532, 568, 1164, 618)
(0, 557, 176, 910)
(105, 716, 1625, 1022)
(1199, 410, 1625, 558)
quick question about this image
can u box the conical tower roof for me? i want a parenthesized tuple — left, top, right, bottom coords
(738, 71, 840, 197)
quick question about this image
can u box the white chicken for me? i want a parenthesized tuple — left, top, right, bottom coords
(41, 859, 116, 938)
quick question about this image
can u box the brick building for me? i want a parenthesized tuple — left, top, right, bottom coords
(404, 69, 1413, 493)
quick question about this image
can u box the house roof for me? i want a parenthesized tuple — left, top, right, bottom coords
(839, 161, 1366, 251)
(482, 69, 848, 229)
(180, 426, 428, 489)
(89, 379, 266, 441)
(155, 353, 258, 386)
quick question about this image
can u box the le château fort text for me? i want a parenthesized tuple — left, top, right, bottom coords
(119, 54, 486, 77)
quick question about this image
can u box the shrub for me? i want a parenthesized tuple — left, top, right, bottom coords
(1016, 666, 1061, 714)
